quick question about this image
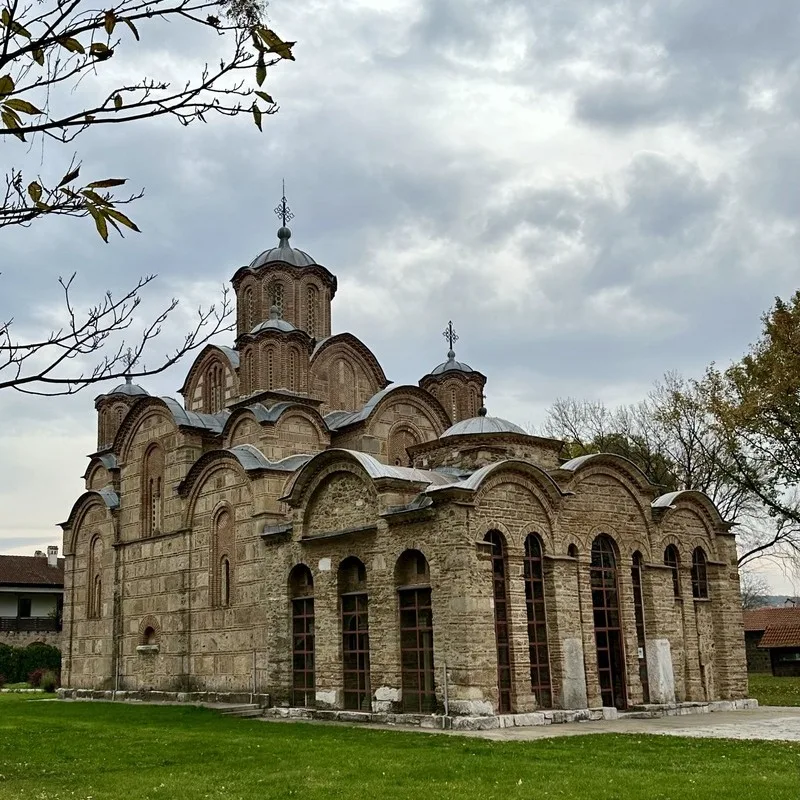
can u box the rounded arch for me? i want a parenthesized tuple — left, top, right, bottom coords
(591, 532, 620, 568)
(178, 345, 239, 410)
(567, 542, 579, 559)
(265, 277, 286, 316)
(179, 454, 251, 528)
(465, 460, 565, 514)
(137, 615, 162, 646)
(141, 442, 165, 537)
(691, 546, 710, 599)
(394, 549, 430, 587)
(338, 556, 367, 595)
(288, 563, 314, 598)
(387, 421, 423, 467)
(652, 490, 730, 531)
(361, 385, 451, 438)
(664, 543, 681, 597)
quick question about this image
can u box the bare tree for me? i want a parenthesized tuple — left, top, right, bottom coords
(0, 0, 294, 395)
(739, 569, 771, 610)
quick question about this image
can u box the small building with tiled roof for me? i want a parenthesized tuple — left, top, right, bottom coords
(742, 606, 800, 675)
(0, 547, 64, 648)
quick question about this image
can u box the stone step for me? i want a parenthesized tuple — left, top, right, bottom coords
(222, 708, 265, 718)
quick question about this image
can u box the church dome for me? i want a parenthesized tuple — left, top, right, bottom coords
(430, 350, 475, 375)
(441, 411, 526, 438)
(104, 376, 150, 397)
(249, 226, 317, 269)
(250, 305, 298, 335)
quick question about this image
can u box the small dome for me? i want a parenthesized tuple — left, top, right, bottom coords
(430, 349, 475, 375)
(441, 415, 527, 438)
(105, 376, 149, 397)
(249, 226, 317, 269)
(250, 304, 298, 334)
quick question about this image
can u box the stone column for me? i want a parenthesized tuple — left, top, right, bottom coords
(576, 553, 602, 708)
(366, 551, 401, 712)
(311, 555, 340, 709)
(506, 550, 535, 712)
(642, 564, 677, 704)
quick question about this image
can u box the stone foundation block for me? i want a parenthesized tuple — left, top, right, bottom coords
(451, 716, 500, 731)
(512, 713, 546, 727)
(602, 707, 618, 721)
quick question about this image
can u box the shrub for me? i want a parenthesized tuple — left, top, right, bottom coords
(40, 671, 58, 693)
(0, 673, 6, 690)
(18, 643, 61, 681)
(28, 668, 44, 688)
(0, 644, 18, 683)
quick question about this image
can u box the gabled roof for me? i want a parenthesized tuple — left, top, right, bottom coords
(759, 623, 800, 649)
(743, 606, 800, 632)
(0, 555, 64, 587)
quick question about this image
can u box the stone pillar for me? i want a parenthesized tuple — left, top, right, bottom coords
(678, 565, 705, 701)
(576, 553, 602, 708)
(618, 559, 644, 707)
(708, 534, 748, 699)
(547, 554, 588, 709)
(311, 555, 339, 708)
(642, 564, 676, 704)
(367, 551, 401, 712)
(506, 550, 535, 712)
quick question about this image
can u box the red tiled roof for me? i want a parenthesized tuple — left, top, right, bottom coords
(0, 555, 64, 587)
(742, 606, 800, 632)
(758, 623, 800, 649)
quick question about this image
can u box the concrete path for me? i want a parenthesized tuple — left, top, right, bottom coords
(459, 707, 800, 742)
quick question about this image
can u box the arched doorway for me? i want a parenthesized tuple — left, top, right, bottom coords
(289, 564, 315, 707)
(395, 550, 436, 713)
(339, 557, 371, 711)
(485, 530, 513, 713)
(524, 533, 552, 708)
(590, 535, 627, 709)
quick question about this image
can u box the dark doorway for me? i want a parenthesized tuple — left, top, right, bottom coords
(486, 530, 513, 713)
(591, 535, 627, 709)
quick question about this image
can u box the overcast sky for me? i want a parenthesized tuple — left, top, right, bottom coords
(2, 0, 799, 593)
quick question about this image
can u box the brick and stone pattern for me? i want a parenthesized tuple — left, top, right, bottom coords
(59, 237, 749, 712)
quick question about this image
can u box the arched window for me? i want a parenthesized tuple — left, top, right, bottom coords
(142, 444, 164, 537)
(691, 547, 709, 599)
(242, 286, 254, 331)
(337, 359, 356, 410)
(388, 426, 419, 467)
(523, 534, 552, 708)
(87, 536, 103, 618)
(289, 565, 315, 707)
(631, 552, 650, 703)
(591, 534, 627, 709)
(211, 508, 233, 608)
(485, 530, 513, 713)
(288, 350, 297, 392)
(306, 285, 319, 338)
(339, 557, 370, 711)
(266, 348, 275, 390)
(204, 363, 225, 413)
(395, 550, 435, 713)
(450, 388, 457, 421)
(664, 545, 681, 598)
(143, 626, 157, 646)
(268, 281, 284, 316)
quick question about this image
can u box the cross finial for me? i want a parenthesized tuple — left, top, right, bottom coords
(274, 179, 294, 227)
(442, 320, 459, 353)
(122, 348, 136, 381)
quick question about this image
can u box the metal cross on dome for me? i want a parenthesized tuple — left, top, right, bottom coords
(274, 180, 294, 227)
(442, 321, 459, 351)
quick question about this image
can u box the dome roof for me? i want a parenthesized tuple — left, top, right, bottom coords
(249, 226, 317, 269)
(105, 376, 149, 397)
(430, 349, 475, 375)
(250, 305, 298, 335)
(441, 412, 527, 438)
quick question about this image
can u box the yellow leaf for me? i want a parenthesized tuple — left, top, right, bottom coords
(104, 207, 140, 232)
(104, 10, 116, 35)
(0, 74, 14, 98)
(32, 48, 44, 66)
(58, 166, 81, 187)
(252, 103, 262, 131)
(5, 98, 41, 115)
(113, 94, 122, 110)
(27, 181, 42, 203)
(87, 205, 109, 242)
(58, 37, 86, 54)
(123, 18, 139, 41)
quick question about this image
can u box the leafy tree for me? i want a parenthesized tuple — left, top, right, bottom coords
(0, 0, 295, 394)
(705, 291, 800, 566)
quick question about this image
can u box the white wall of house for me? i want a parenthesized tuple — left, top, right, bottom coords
(0, 591, 60, 617)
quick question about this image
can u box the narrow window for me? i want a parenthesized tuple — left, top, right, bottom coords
(267, 349, 275, 390)
(524, 534, 552, 708)
(485, 530, 513, 713)
(631, 552, 650, 704)
(142, 445, 165, 537)
(269, 281, 284, 315)
(664, 545, 681, 598)
(691, 547, 709, 599)
(221, 557, 231, 606)
(243, 286, 254, 331)
(93, 575, 102, 619)
(289, 351, 297, 391)
(290, 565, 315, 707)
(306, 285, 318, 338)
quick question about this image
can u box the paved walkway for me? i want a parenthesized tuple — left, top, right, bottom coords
(459, 707, 800, 742)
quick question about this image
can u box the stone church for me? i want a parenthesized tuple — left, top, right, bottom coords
(60, 207, 747, 716)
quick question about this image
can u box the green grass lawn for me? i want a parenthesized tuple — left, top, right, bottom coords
(1, 694, 799, 800)
(749, 673, 800, 706)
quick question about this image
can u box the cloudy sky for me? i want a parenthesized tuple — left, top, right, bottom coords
(2, 0, 799, 593)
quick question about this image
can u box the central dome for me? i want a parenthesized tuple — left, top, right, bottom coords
(249, 226, 317, 269)
(441, 414, 527, 438)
